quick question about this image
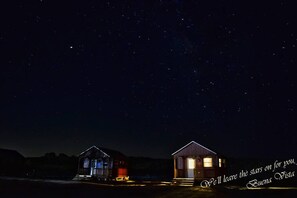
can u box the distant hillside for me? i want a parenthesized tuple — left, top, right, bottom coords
(128, 157, 173, 180)
(25, 153, 78, 179)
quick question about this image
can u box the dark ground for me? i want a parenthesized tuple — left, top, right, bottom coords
(0, 178, 296, 198)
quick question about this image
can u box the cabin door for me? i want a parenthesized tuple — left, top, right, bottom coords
(90, 159, 97, 176)
(187, 158, 195, 178)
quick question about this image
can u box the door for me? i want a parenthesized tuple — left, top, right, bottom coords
(187, 158, 195, 178)
(90, 159, 97, 176)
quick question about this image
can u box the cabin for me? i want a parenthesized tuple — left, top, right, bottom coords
(172, 141, 226, 182)
(0, 148, 25, 176)
(75, 146, 128, 181)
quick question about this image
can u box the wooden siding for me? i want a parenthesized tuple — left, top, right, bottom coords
(172, 141, 227, 180)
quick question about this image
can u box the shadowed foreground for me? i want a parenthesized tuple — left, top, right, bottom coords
(0, 179, 296, 198)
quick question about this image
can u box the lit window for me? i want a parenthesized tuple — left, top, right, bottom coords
(96, 161, 103, 168)
(83, 158, 89, 168)
(203, 157, 213, 167)
(118, 168, 128, 177)
(188, 158, 195, 169)
(91, 159, 97, 168)
(219, 158, 222, 167)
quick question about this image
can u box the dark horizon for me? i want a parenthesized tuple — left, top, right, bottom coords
(1, 0, 296, 159)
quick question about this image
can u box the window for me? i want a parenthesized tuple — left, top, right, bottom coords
(96, 161, 103, 168)
(177, 157, 183, 169)
(83, 158, 89, 168)
(219, 158, 222, 167)
(91, 159, 97, 168)
(118, 168, 128, 177)
(203, 157, 213, 167)
(187, 158, 195, 169)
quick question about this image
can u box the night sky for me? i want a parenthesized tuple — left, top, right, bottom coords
(1, 0, 296, 158)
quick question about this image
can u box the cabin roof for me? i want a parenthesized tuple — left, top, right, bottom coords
(98, 147, 126, 159)
(79, 145, 126, 159)
(79, 145, 110, 157)
(0, 148, 24, 159)
(171, 141, 217, 156)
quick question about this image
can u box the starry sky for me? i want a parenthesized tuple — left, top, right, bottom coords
(1, 0, 296, 158)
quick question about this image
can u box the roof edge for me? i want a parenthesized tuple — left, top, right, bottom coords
(79, 145, 110, 157)
(171, 141, 217, 155)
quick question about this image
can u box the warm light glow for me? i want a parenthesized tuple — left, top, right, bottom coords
(187, 158, 195, 169)
(219, 158, 222, 167)
(203, 157, 213, 167)
(118, 168, 128, 177)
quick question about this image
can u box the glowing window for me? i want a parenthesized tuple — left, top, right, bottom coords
(188, 158, 195, 169)
(203, 157, 213, 167)
(219, 158, 222, 167)
(96, 161, 103, 168)
(91, 159, 97, 168)
(118, 168, 128, 177)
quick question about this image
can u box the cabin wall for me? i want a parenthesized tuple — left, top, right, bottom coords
(78, 157, 112, 178)
(77, 157, 128, 179)
(173, 154, 226, 180)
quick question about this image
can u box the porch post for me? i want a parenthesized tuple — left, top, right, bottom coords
(183, 156, 186, 178)
(77, 157, 81, 175)
(173, 157, 176, 178)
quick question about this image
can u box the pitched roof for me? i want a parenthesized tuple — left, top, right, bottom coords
(79, 145, 126, 159)
(98, 147, 126, 159)
(171, 141, 217, 155)
(0, 148, 24, 159)
(79, 145, 110, 157)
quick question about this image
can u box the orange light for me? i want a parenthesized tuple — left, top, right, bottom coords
(118, 168, 128, 177)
